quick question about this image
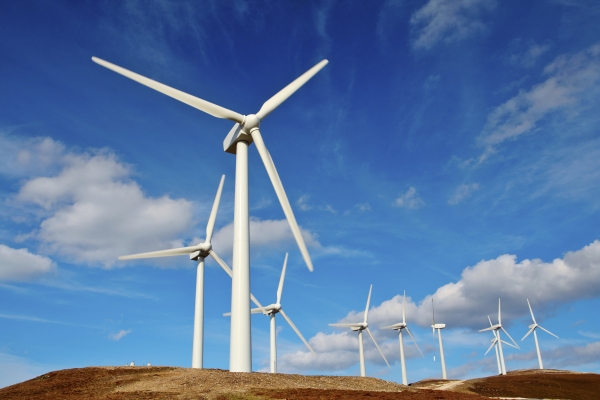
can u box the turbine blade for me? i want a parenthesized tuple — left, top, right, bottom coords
(119, 245, 199, 260)
(405, 327, 424, 358)
(210, 250, 263, 308)
(402, 290, 406, 325)
(250, 129, 313, 272)
(527, 298, 537, 324)
(329, 323, 362, 328)
(208, 250, 232, 278)
(223, 312, 231, 317)
(364, 285, 373, 324)
(256, 60, 329, 120)
(251, 307, 267, 314)
(277, 253, 288, 304)
(91, 57, 244, 123)
(280, 309, 315, 354)
(479, 327, 495, 333)
(498, 298, 502, 325)
(484, 340, 496, 356)
(488, 315, 493, 327)
(501, 327, 520, 349)
(521, 328, 535, 341)
(538, 325, 559, 338)
(380, 325, 396, 330)
(501, 340, 519, 349)
(366, 327, 390, 368)
(205, 175, 225, 243)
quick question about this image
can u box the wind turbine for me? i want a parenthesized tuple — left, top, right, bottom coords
(118, 175, 263, 368)
(479, 299, 519, 375)
(92, 56, 327, 372)
(250, 253, 315, 373)
(381, 291, 423, 385)
(330, 285, 390, 377)
(484, 315, 518, 375)
(522, 299, 558, 370)
(431, 298, 447, 379)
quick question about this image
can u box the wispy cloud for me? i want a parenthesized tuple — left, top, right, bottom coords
(448, 183, 479, 205)
(507, 39, 551, 68)
(476, 43, 600, 162)
(410, 0, 497, 50)
(393, 187, 425, 209)
(108, 329, 132, 341)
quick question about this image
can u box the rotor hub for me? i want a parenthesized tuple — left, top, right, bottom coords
(242, 114, 260, 134)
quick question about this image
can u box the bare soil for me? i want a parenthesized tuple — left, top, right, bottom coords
(0, 366, 596, 399)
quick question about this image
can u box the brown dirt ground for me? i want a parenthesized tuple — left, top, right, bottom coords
(453, 368, 600, 400)
(0, 366, 596, 399)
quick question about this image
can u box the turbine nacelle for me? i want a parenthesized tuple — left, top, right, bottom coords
(189, 241, 212, 260)
(432, 323, 446, 329)
(529, 323, 537, 329)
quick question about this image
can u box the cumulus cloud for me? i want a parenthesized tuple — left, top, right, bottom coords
(8, 136, 194, 267)
(0, 245, 55, 282)
(0, 134, 66, 178)
(280, 240, 600, 372)
(393, 187, 425, 209)
(477, 43, 600, 161)
(108, 329, 132, 341)
(211, 218, 321, 259)
(410, 0, 496, 50)
(448, 183, 479, 204)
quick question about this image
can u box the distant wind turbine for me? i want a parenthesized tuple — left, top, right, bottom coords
(431, 298, 447, 379)
(381, 291, 423, 385)
(484, 315, 518, 375)
(522, 299, 558, 370)
(479, 299, 519, 375)
(330, 285, 390, 377)
(118, 175, 263, 368)
(250, 253, 315, 373)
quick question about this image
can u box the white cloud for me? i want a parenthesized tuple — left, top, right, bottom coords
(0, 245, 55, 282)
(211, 218, 321, 259)
(478, 43, 600, 161)
(109, 329, 132, 341)
(297, 195, 312, 211)
(507, 341, 600, 369)
(279, 240, 600, 372)
(508, 40, 551, 68)
(9, 137, 194, 267)
(0, 134, 66, 178)
(410, 0, 496, 50)
(448, 183, 479, 205)
(393, 187, 425, 209)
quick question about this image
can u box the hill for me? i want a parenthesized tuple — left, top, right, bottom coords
(0, 366, 597, 399)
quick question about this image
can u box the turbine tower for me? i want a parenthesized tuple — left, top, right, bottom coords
(381, 291, 423, 385)
(479, 298, 519, 375)
(118, 175, 263, 368)
(330, 285, 390, 377)
(431, 298, 447, 379)
(522, 299, 558, 370)
(484, 315, 518, 375)
(250, 253, 315, 373)
(92, 56, 327, 372)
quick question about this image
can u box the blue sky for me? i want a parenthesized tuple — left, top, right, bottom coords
(1, 0, 600, 387)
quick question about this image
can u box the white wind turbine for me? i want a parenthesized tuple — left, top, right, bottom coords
(92, 56, 327, 372)
(431, 298, 447, 379)
(484, 315, 518, 375)
(479, 299, 520, 375)
(250, 253, 315, 373)
(330, 285, 390, 377)
(381, 291, 423, 385)
(118, 175, 263, 368)
(522, 299, 558, 370)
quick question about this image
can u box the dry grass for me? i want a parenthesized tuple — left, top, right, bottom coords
(0, 366, 597, 399)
